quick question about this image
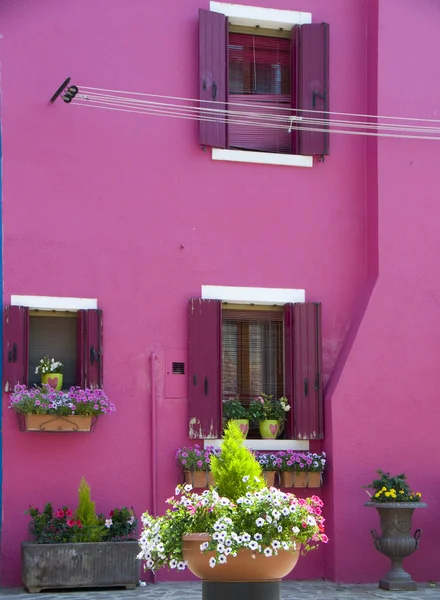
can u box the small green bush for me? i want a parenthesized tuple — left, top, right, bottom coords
(210, 421, 264, 501)
(73, 477, 105, 542)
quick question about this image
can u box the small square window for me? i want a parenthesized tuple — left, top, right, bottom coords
(28, 312, 78, 389)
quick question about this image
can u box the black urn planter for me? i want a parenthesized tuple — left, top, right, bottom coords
(365, 502, 427, 591)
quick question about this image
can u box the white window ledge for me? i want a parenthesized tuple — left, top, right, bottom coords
(202, 285, 305, 305)
(10, 295, 98, 311)
(210, 2, 312, 28)
(205, 439, 310, 451)
(212, 148, 313, 168)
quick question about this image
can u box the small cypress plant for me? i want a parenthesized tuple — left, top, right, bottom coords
(210, 421, 265, 502)
(74, 477, 105, 542)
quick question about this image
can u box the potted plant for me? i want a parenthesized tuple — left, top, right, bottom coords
(255, 452, 282, 487)
(222, 397, 249, 437)
(8, 384, 115, 432)
(139, 422, 328, 600)
(35, 356, 64, 391)
(248, 394, 290, 439)
(22, 478, 139, 592)
(175, 444, 220, 488)
(305, 452, 326, 488)
(364, 469, 427, 591)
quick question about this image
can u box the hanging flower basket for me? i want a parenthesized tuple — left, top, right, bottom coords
(17, 414, 97, 433)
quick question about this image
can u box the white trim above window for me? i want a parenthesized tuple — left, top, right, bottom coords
(210, 2, 312, 29)
(201, 285, 305, 305)
(10, 295, 98, 311)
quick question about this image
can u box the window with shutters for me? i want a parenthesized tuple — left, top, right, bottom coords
(188, 297, 323, 441)
(3, 301, 103, 392)
(199, 4, 330, 161)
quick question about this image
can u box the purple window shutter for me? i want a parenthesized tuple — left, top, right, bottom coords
(84, 309, 103, 388)
(296, 23, 329, 157)
(3, 305, 29, 392)
(77, 310, 86, 387)
(283, 304, 294, 438)
(292, 302, 323, 439)
(199, 9, 228, 149)
(188, 298, 221, 439)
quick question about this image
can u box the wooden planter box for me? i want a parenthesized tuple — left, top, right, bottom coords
(18, 414, 96, 432)
(22, 540, 140, 592)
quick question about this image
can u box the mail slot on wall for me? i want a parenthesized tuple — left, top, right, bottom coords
(165, 349, 187, 399)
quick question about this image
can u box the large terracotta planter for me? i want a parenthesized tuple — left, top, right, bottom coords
(182, 533, 300, 581)
(22, 540, 140, 593)
(259, 420, 279, 439)
(365, 501, 428, 591)
(20, 414, 94, 432)
(184, 470, 214, 488)
(41, 373, 63, 391)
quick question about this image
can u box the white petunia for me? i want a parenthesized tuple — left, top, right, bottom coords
(184, 484, 193, 492)
(177, 561, 186, 571)
(307, 516, 317, 527)
(256, 518, 265, 527)
(264, 547, 273, 557)
(200, 542, 209, 551)
(254, 533, 262, 540)
(169, 559, 177, 569)
(242, 476, 249, 482)
(292, 526, 300, 534)
(242, 533, 251, 542)
(272, 540, 281, 549)
(217, 543, 225, 553)
(248, 541, 258, 550)
(209, 557, 216, 568)
(175, 486, 181, 495)
(218, 555, 227, 564)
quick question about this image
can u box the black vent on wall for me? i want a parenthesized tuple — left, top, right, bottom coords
(172, 362, 185, 375)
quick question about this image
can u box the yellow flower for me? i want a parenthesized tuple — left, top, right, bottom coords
(375, 491, 382, 497)
(399, 490, 404, 494)
(416, 492, 422, 497)
(381, 487, 387, 491)
(385, 492, 391, 497)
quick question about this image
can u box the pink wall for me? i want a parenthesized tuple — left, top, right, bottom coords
(327, 0, 440, 583)
(0, 0, 387, 586)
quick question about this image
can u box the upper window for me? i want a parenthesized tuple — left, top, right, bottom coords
(188, 298, 323, 441)
(198, 5, 330, 157)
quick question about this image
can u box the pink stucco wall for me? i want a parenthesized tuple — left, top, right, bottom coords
(2, 0, 437, 588)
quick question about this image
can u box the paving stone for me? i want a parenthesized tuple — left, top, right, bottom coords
(0, 581, 438, 600)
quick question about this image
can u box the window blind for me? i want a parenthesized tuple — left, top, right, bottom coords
(222, 308, 284, 402)
(228, 33, 291, 153)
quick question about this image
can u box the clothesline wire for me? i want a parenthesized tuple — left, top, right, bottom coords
(72, 98, 440, 141)
(78, 84, 440, 125)
(75, 92, 440, 135)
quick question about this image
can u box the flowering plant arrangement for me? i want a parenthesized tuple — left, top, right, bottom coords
(9, 384, 115, 416)
(277, 451, 327, 473)
(139, 422, 327, 572)
(364, 469, 422, 503)
(35, 356, 64, 375)
(255, 453, 282, 471)
(175, 444, 220, 471)
(222, 397, 248, 421)
(26, 478, 136, 544)
(248, 394, 290, 422)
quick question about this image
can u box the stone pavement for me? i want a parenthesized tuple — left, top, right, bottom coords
(0, 581, 439, 600)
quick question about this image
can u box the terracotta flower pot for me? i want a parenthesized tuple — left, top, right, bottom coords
(184, 470, 214, 488)
(182, 533, 300, 581)
(280, 472, 308, 488)
(279, 471, 293, 488)
(264, 471, 276, 487)
(22, 414, 93, 432)
(41, 373, 63, 391)
(307, 472, 322, 488)
(259, 420, 279, 439)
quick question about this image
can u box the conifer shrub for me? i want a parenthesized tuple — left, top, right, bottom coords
(73, 477, 105, 542)
(210, 420, 265, 501)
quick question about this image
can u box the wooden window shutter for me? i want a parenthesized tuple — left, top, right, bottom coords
(284, 302, 323, 439)
(188, 298, 221, 439)
(296, 23, 330, 157)
(78, 309, 103, 388)
(3, 305, 29, 392)
(199, 9, 228, 149)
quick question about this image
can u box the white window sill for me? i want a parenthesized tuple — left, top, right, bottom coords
(212, 148, 313, 168)
(11, 295, 98, 311)
(204, 439, 310, 451)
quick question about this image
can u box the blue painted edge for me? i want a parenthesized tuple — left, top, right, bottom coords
(0, 83, 3, 532)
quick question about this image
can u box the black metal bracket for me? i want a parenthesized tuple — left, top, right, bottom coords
(49, 77, 79, 105)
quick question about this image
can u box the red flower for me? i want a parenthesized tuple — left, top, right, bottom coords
(66, 519, 76, 527)
(65, 509, 73, 517)
(109, 510, 114, 517)
(55, 509, 65, 519)
(76, 520, 83, 528)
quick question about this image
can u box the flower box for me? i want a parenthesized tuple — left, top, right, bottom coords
(18, 414, 96, 432)
(21, 541, 140, 593)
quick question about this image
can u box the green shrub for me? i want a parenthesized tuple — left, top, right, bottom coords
(73, 477, 105, 542)
(210, 421, 264, 501)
